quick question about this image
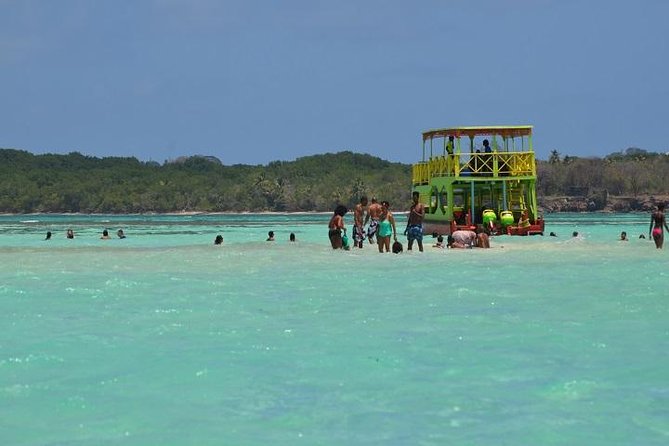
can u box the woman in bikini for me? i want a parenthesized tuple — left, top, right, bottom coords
(328, 205, 348, 249)
(649, 203, 669, 249)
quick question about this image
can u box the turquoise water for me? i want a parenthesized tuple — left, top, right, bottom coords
(1, 213, 668, 445)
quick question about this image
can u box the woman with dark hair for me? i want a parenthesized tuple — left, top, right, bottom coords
(377, 201, 397, 253)
(328, 205, 348, 249)
(649, 203, 669, 249)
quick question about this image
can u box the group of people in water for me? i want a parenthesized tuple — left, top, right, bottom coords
(44, 228, 126, 240)
(327, 192, 491, 253)
(39, 203, 669, 251)
(213, 230, 296, 245)
(328, 195, 413, 253)
(326, 196, 669, 252)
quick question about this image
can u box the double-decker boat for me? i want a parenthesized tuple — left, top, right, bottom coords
(411, 125, 545, 236)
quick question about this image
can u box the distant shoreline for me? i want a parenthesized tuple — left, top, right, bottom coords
(1, 195, 668, 217)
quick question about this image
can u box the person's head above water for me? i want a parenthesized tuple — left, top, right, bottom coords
(266, 231, 275, 241)
(334, 205, 348, 216)
(289, 233, 296, 242)
(620, 231, 628, 240)
(45, 231, 52, 240)
(572, 231, 579, 237)
(214, 235, 223, 245)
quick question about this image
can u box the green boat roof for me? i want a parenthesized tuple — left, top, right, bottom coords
(423, 125, 533, 141)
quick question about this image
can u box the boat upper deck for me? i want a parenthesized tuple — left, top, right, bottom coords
(413, 125, 536, 185)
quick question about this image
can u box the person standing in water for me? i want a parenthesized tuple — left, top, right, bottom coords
(66, 229, 74, 239)
(352, 196, 368, 249)
(649, 203, 669, 249)
(328, 205, 348, 249)
(406, 191, 425, 252)
(365, 197, 383, 245)
(377, 201, 397, 253)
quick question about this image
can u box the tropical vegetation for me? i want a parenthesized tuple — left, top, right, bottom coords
(0, 147, 667, 213)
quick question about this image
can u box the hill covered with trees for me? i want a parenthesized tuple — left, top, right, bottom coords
(0, 149, 411, 213)
(1, 147, 668, 213)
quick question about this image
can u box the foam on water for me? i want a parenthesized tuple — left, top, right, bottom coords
(1, 213, 668, 445)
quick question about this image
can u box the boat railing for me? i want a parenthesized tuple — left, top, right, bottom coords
(412, 152, 536, 184)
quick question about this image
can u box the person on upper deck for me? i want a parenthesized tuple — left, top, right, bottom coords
(446, 135, 455, 155)
(482, 139, 492, 153)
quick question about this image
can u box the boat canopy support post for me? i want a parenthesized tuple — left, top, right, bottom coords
(470, 182, 475, 225)
(502, 181, 508, 211)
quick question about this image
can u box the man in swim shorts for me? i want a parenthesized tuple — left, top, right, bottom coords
(365, 197, 382, 244)
(352, 196, 368, 249)
(406, 191, 425, 252)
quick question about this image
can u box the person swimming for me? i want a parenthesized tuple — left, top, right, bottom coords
(214, 235, 223, 245)
(117, 229, 126, 239)
(101, 229, 111, 240)
(45, 231, 52, 240)
(620, 231, 628, 241)
(289, 233, 296, 242)
(266, 231, 275, 241)
(66, 229, 74, 239)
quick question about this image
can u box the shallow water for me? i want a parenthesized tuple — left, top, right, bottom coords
(1, 213, 668, 445)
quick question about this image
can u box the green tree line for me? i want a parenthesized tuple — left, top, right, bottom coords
(0, 149, 411, 213)
(1, 147, 667, 213)
(538, 148, 669, 197)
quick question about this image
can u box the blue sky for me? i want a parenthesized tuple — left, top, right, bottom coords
(1, 0, 667, 165)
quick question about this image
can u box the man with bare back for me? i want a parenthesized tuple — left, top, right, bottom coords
(406, 191, 425, 252)
(365, 197, 383, 245)
(352, 196, 368, 249)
